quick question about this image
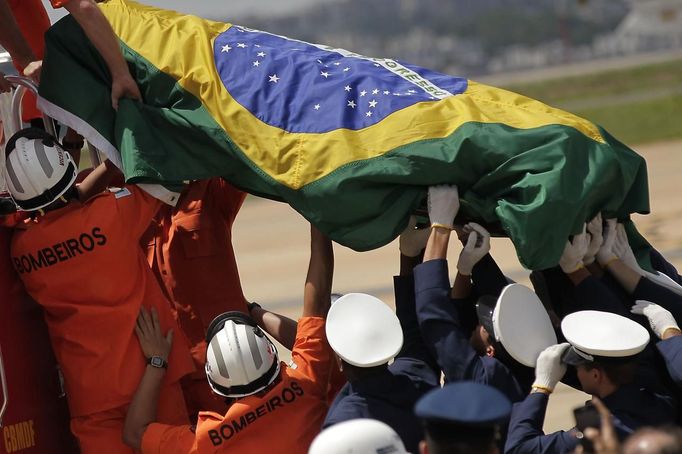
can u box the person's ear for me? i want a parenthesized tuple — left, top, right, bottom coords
(486, 343, 496, 358)
(593, 367, 603, 384)
(419, 440, 429, 454)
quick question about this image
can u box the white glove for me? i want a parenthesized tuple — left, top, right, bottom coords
(631, 300, 680, 339)
(613, 223, 643, 275)
(399, 216, 430, 257)
(583, 213, 603, 265)
(533, 343, 570, 392)
(559, 224, 588, 274)
(457, 223, 491, 275)
(427, 185, 459, 229)
(596, 218, 618, 266)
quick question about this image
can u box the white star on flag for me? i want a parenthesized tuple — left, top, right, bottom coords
(344, 85, 352, 92)
(408, 89, 417, 94)
(343, 67, 350, 72)
(383, 90, 390, 95)
(237, 43, 247, 48)
(334, 62, 341, 66)
(369, 100, 378, 108)
(257, 51, 266, 57)
(372, 89, 379, 95)
(253, 61, 260, 67)
(269, 74, 280, 83)
(347, 100, 356, 108)
(314, 104, 321, 110)
(366, 111, 373, 117)
(360, 90, 367, 97)
(221, 44, 232, 53)
(321, 71, 330, 78)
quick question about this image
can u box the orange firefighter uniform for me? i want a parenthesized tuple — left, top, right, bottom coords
(140, 317, 333, 454)
(141, 178, 248, 416)
(10, 186, 195, 454)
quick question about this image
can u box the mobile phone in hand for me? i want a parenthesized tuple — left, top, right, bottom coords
(574, 403, 601, 453)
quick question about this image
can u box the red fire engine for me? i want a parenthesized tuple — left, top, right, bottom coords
(1, 74, 80, 453)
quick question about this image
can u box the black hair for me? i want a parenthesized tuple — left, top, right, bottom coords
(583, 360, 638, 386)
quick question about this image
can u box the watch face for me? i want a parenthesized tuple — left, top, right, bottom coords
(150, 356, 165, 368)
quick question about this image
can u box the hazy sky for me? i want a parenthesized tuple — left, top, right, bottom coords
(42, 0, 337, 22)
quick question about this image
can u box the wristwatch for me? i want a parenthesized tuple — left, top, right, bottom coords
(147, 356, 168, 369)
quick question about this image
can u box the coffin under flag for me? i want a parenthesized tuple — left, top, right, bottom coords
(37, 0, 650, 270)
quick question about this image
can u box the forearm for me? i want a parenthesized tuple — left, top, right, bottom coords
(0, 0, 36, 67)
(450, 272, 472, 299)
(302, 226, 334, 317)
(250, 306, 298, 351)
(415, 260, 475, 379)
(123, 367, 165, 450)
(603, 258, 642, 294)
(423, 227, 451, 262)
(65, 0, 129, 78)
(77, 159, 123, 201)
(505, 393, 577, 454)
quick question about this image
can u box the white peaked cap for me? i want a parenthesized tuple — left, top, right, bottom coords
(493, 284, 558, 367)
(326, 293, 403, 367)
(562, 310, 650, 358)
(309, 419, 409, 454)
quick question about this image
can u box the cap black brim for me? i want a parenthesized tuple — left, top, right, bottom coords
(561, 346, 592, 366)
(475, 295, 497, 337)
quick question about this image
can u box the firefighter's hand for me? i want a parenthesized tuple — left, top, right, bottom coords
(23, 60, 43, 83)
(135, 306, 173, 362)
(111, 72, 142, 110)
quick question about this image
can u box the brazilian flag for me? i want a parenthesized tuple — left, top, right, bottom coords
(37, 0, 649, 270)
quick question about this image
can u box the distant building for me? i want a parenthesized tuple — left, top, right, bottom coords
(597, 0, 682, 54)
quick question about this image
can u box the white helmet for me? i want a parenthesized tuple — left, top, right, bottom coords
(4, 128, 77, 211)
(205, 311, 280, 398)
(309, 419, 409, 454)
(326, 293, 403, 367)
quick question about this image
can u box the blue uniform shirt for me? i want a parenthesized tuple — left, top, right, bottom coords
(658, 336, 682, 387)
(505, 384, 677, 454)
(323, 274, 439, 453)
(414, 259, 527, 403)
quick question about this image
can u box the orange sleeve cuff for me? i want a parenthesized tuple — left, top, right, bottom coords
(141, 423, 195, 454)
